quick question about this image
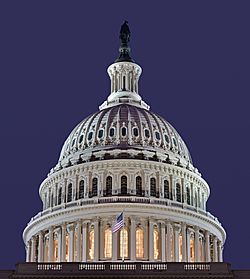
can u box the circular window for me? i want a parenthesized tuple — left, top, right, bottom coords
(79, 134, 84, 143)
(133, 127, 139, 137)
(144, 129, 150, 138)
(88, 131, 93, 141)
(98, 129, 104, 139)
(155, 131, 160, 140)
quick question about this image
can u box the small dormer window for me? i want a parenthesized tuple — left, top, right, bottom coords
(155, 131, 160, 140)
(144, 129, 150, 138)
(133, 127, 139, 137)
(121, 127, 127, 137)
(98, 129, 104, 139)
(88, 131, 93, 141)
(109, 127, 116, 137)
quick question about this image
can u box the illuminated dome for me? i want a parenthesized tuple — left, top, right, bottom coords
(23, 22, 226, 264)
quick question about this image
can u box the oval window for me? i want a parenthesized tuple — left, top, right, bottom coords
(133, 127, 139, 137)
(98, 129, 104, 139)
(173, 137, 177, 146)
(155, 131, 160, 140)
(109, 127, 115, 137)
(144, 129, 150, 138)
(88, 131, 93, 141)
(79, 134, 84, 143)
(164, 134, 169, 144)
(121, 127, 127, 137)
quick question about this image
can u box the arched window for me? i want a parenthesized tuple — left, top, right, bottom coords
(88, 229, 94, 260)
(190, 237, 195, 262)
(136, 227, 144, 258)
(119, 227, 128, 258)
(106, 176, 112, 196)
(92, 178, 98, 197)
(136, 176, 142, 196)
(179, 235, 183, 262)
(154, 227, 160, 260)
(186, 187, 191, 205)
(58, 188, 62, 205)
(121, 176, 127, 195)
(44, 237, 49, 262)
(79, 180, 84, 199)
(54, 238, 59, 262)
(195, 191, 198, 207)
(104, 228, 112, 258)
(150, 177, 156, 197)
(67, 183, 72, 202)
(164, 180, 170, 199)
(133, 127, 139, 137)
(65, 234, 69, 262)
(176, 183, 181, 202)
(121, 127, 127, 137)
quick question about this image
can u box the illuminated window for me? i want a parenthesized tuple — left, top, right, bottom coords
(190, 237, 195, 262)
(104, 228, 112, 258)
(58, 187, 62, 205)
(92, 178, 98, 197)
(88, 229, 94, 260)
(186, 187, 191, 205)
(179, 235, 183, 262)
(200, 238, 204, 262)
(121, 176, 127, 195)
(65, 234, 69, 262)
(164, 180, 170, 199)
(176, 183, 181, 202)
(154, 227, 160, 260)
(150, 177, 156, 197)
(136, 176, 142, 196)
(119, 227, 128, 258)
(67, 183, 72, 202)
(106, 176, 112, 196)
(74, 231, 78, 261)
(79, 180, 84, 199)
(136, 227, 144, 258)
(54, 238, 58, 262)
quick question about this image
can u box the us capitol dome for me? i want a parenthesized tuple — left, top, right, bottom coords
(23, 21, 226, 264)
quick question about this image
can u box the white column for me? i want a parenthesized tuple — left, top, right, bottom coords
(213, 236, 218, 262)
(186, 228, 191, 262)
(94, 219, 99, 261)
(76, 221, 81, 261)
(181, 223, 187, 262)
(57, 228, 62, 262)
(218, 241, 223, 262)
(82, 222, 87, 262)
(130, 217, 136, 261)
(160, 221, 166, 262)
(149, 219, 154, 261)
(166, 222, 172, 262)
(174, 225, 180, 262)
(48, 227, 54, 262)
(205, 231, 211, 262)
(194, 226, 200, 262)
(31, 237, 36, 262)
(38, 232, 44, 262)
(112, 220, 118, 260)
(68, 224, 75, 262)
(26, 241, 31, 262)
(61, 223, 66, 262)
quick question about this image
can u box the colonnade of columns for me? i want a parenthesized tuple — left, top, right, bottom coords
(26, 218, 223, 263)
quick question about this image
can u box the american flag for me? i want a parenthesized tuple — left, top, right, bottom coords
(112, 212, 124, 233)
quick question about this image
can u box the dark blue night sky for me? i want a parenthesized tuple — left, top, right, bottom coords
(0, 0, 250, 269)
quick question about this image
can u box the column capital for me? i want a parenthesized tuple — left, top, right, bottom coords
(181, 222, 187, 229)
(173, 224, 181, 233)
(67, 223, 75, 232)
(194, 226, 200, 233)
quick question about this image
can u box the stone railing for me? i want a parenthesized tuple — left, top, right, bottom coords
(28, 195, 220, 225)
(15, 262, 231, 275)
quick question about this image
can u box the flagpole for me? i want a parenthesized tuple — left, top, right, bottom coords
(122, 210, 124, 262)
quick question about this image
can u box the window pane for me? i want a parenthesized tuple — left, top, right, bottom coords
(136, 228, 144, 258)
(104, 228, 112, 258)
(154, 228, 160, 260)
(120, 228, 128, 258)
(88, 230, 94, 260)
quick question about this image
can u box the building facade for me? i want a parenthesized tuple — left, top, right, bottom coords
(22, 22, 226, 265)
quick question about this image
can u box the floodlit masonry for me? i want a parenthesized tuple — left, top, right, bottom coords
(23, 21, 226, 263)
